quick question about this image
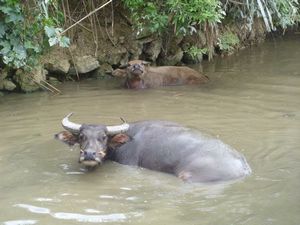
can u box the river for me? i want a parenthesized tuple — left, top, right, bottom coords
(0, 35, 299, 225)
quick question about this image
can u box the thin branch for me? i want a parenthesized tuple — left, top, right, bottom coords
(111, 1, 114, 37)
(68, 48, 80, 81)
(95, 5, 106, 40)
(40, 80, 62, 94)
(91, 0, 99, 57)
(61, 0, 112, 35)
(25, 65, 61, 94)
(105, 17, 117, 47)
(66, 15, 92, 33)
(228, 0, 246, 5)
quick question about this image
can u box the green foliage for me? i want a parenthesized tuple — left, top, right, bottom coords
(122, 0, 224, 35)
(222, 0, 299, 32)
(0, 1, 30, 68)
(124, 0, 299, 36)
(185, 46, 208, 60)
(272, 0, 299, 29)
(122, 1, 168, 33)
(0, 0, 69, 69)
(45, 26, 70, 47)
(217, 31, 239, 52)
(167, 0, 224, 35)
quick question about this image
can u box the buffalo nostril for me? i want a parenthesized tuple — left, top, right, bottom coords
(83, 151, 96, 160)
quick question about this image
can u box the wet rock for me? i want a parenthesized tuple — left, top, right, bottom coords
(47, 77, 62, 85)
(74, 55, 100, 73)
(158, 47, 183, 66)
(143, 39, 162, 62)
(134, 28, 153, 40)
(0, 68, 9, 80)
(158, 34, 184, 65)
(182, 51, 203, 64)
(0, 79, 17, 91)
(127, 41, 143, 61)
(14, 66, 46, 92)
(44, 59, 70, 74)
(99, 47, 129, 66)
(93, 63, 113, 79)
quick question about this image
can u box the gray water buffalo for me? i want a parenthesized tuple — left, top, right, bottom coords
(55, 113, 251, 183)
(112, 60, 209, 89)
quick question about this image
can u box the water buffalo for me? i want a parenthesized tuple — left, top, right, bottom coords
(55, 113, 251, 183)
(112, 60, 209, 89)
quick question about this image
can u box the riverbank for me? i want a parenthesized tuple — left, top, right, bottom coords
(0, 2, 298, 94)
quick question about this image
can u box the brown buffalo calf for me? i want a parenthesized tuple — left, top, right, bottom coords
(112, 60, 209, 89)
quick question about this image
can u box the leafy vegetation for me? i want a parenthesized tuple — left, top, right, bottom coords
(122, 0, 299, 59)
(222, 0, 299, 32)
(0, 0, 69, 69)
(184, 46, 208, 60)
(217, 31, 239, 53)
(0, 0, 299, 73)
(122, 0, 224, 35)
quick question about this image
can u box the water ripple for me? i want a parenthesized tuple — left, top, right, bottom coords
(52, 212, 127, 223)
(14, 204, 50, 214)
(3, 220, 37, 225)
(13, 203, 142, 223)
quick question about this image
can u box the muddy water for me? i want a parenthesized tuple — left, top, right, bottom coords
(1, 36, 300, 225)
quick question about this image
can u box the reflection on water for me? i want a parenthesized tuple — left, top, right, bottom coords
(1, 35, 300, 225)
(14, 203, 139, 223)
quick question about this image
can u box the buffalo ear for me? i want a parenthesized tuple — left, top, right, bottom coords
(118, 63, 130, 69)
(108, 133, 131, 150)
(55, 131, 78, 146)
(112, 68, 127, 78)
(141, 61, 151, 66)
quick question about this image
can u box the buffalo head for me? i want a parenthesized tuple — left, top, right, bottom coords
(55, 113, 130, 168)
(118, 60, 150, 79)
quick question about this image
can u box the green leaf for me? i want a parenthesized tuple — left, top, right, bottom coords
(0, 6, 11, 14)
(58, 36, 70, 48)
(48, 37, 58, 46)
(3, 55, 14, 64)
(0, 22, 6, 38)
(44, 26, 56, 38)
(0, 41, 11, 55)
(24, 41, 40, 53)
(13, 44, 27, 59)
(5, 12, 23, 23)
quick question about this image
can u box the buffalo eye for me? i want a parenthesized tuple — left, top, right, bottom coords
(79, 133, 84, 140)
(98, 134, 107, 142)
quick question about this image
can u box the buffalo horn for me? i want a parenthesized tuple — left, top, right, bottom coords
(62, 113, 82, 133)
(106, 119, 129, 135)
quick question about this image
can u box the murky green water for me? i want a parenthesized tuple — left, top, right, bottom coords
(1, 35, 299, 225)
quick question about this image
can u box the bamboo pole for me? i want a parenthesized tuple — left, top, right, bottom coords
(60, 0, 112, 35)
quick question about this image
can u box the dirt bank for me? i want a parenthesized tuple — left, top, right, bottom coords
(0, 6, 269, 94)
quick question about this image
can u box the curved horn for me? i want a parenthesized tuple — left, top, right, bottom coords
(62, 113, 82, 134)
(106, 118, 129, 135)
